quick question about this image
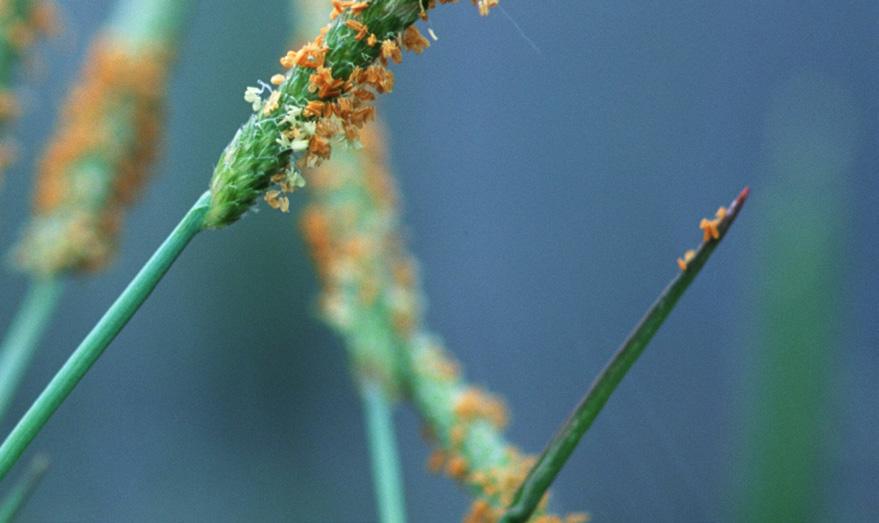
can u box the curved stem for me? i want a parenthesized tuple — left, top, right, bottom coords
(362, 382, 407, 523)
(0, 279, 65, 427)
(0, 192, 210, 481)
(0, 454, 49, 522)
(501, 188, 750, 523)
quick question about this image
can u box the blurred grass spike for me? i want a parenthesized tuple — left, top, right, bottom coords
(0, 0, 58, 182)
(0, 454, 49, 522)
(14, 0, 190, 276)
(500, 187, 750, 523)
(301, 122, 587, 521)
(0, 278, 64, 428)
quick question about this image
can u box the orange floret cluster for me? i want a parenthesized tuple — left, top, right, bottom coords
(426, 376, 586, 520)
(244, 0, 499, 215)
(699, 206, 728, 242)
(454, 387, 509, 429)
(18, 38, 171, 274)
(676, 249, 696, 272)
(677, 206, 729, 272)
(301, 123, 411, 386)
(278, 45, 395, 165)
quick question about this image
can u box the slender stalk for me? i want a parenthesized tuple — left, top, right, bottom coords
(362, 382, 407, 523)
(0, 278, 64, 427)
(0, 192, 210, 481)
(0, 454, 49, 523)
(501, 188, 750, 523)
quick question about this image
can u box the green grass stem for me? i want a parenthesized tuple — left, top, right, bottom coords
(0, 192, 210, 481)
(362, 382, 407, 523)
(0, 278, 64, 427)
(0, 454, 49, 523)
(501, 188, 750, 523)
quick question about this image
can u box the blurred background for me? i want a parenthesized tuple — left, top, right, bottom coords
(0, 1, 876, 521)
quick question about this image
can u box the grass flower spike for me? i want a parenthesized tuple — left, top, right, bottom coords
(14, 0, 188, 275)
(0, 454, 49, 521)
(302, 125, 586, 522)
(205, 0, 499, 228)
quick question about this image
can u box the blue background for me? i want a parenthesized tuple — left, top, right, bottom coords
(0, 1, 876, 521)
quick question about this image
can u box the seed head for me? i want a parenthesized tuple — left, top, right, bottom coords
(204, 0, 500, 228)
(14, 38, 173, 275)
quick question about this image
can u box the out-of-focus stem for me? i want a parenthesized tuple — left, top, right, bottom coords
(737, 76, 856, 521)
(0, 278, 64, 427)
(0, 454, 49, 522)
(362, 382, 407, 523)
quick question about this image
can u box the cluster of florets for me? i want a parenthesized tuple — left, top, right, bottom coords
(16, 38, 170, 275)
(242, 0, 497, 214)
(425, 382, 513, 484)
(301, 122, 418, 394)
(417, 343, 589, 523)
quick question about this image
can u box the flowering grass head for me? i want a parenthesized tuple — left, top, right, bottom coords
(204, 0, 499, 228)
(14, 38, 172, 275)
(301, 122, 589, 521)
(13, 0, 189, 275)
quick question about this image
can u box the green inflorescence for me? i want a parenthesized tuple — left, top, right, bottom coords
(204, 0, 426, 228)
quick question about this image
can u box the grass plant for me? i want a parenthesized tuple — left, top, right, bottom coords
(0, 0, 499, 484)
(0, 2, 755, 521)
